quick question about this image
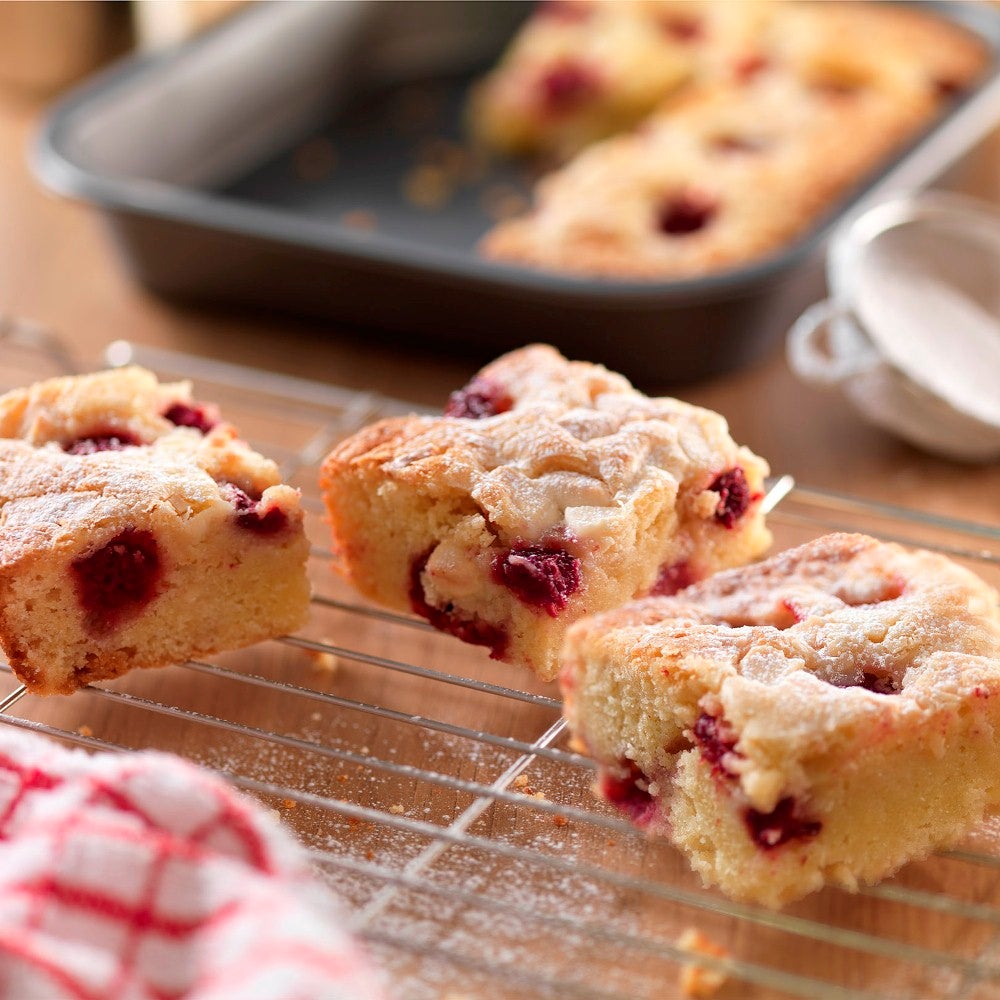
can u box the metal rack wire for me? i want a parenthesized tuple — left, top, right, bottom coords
(2, 322, 1000, 1000)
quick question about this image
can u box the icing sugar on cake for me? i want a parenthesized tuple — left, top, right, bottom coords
(562, 533, 1000, 906)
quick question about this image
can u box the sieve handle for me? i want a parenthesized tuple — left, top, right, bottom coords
(787, 299, 880, 386)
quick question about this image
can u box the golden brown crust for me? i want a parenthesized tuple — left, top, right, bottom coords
(561, 532, 1000, 906)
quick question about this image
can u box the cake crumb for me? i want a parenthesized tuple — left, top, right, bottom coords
(481, 183, 529, 221)
(310, 711, 322, 722)
(552, 815, 569, 828)
(531, 791, 548, 802)
(403, 165, 452, 209)
(677, 928, 729, 998)
(293, 137, 338, 182)
(341, 209, 377, 231)
(282, 798, 297, 810)
(360, 746, 370, 755)
(76, 725, 93, 738)
(389, 804, 405, 815)
(513, 774, 529, 788)
(417, 137, 469, 176)
(305, 643, 340, 673)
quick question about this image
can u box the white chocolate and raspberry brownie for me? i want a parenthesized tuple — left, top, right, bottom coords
(478, 2, 987, 279)
(0, 367, 310, 695)
(561, 533, 1000, 907)
(320, 345, 770, 681)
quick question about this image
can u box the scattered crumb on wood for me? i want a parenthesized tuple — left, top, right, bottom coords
(305, 643, 340, 673)
(389, 804, 405, 815)
(677, 928, 729, 998)
(76, 725, 93, 738)
(481, 183, 529, 221)
(403, 164, 452, 210)
(513, 774, 538, 794)
(293, 137, 338, 182)
(416, 137, 489, 184)
(417, 137, 468, 175)
(340, 209, 377, 231)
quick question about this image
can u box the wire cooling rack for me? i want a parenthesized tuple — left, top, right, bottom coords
(2, 319, 1000, 1000)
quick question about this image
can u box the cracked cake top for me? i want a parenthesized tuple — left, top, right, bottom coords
(331, 344, 769, 546)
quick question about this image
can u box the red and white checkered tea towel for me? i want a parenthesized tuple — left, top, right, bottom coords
(0, 727, 385, 1000)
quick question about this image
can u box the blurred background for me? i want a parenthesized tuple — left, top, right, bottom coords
(0, 0, 997, 510)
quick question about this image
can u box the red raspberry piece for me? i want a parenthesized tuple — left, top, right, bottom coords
(163, 402, 219, 434)
(72, 529, 161, 632)
(537, 0, 592, 21)
(710, 134, 767, 154)
(745, 797, 822, 850)
(600, 759, 659, 827)
(444, 377, 513, 419)
(538, 61, 601, 114)
(220, 483, 288, 535)
(408, 552, 509, 657)
(491, 543, 581, 617)
(709, 467, 751, 529)
(693, 712, 740, 778)
(649, 560, 696, 596)
(934, 77, 964, 99)
(64, 430, 141, 455)
(657, 192, 717, 235)
(661, 15, 702, 41)
(734, 54, 770, 82)
(860, 672, 899, 695)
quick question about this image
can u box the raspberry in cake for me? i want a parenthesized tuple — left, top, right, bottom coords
(561, 533, 1000, 907)
(468, 1, 771, 159)
(320, 345, 770, 680)
(0, 367, 311, 695)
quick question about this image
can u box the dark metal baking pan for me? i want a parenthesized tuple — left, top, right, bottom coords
(33, 1, 1000, 385)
